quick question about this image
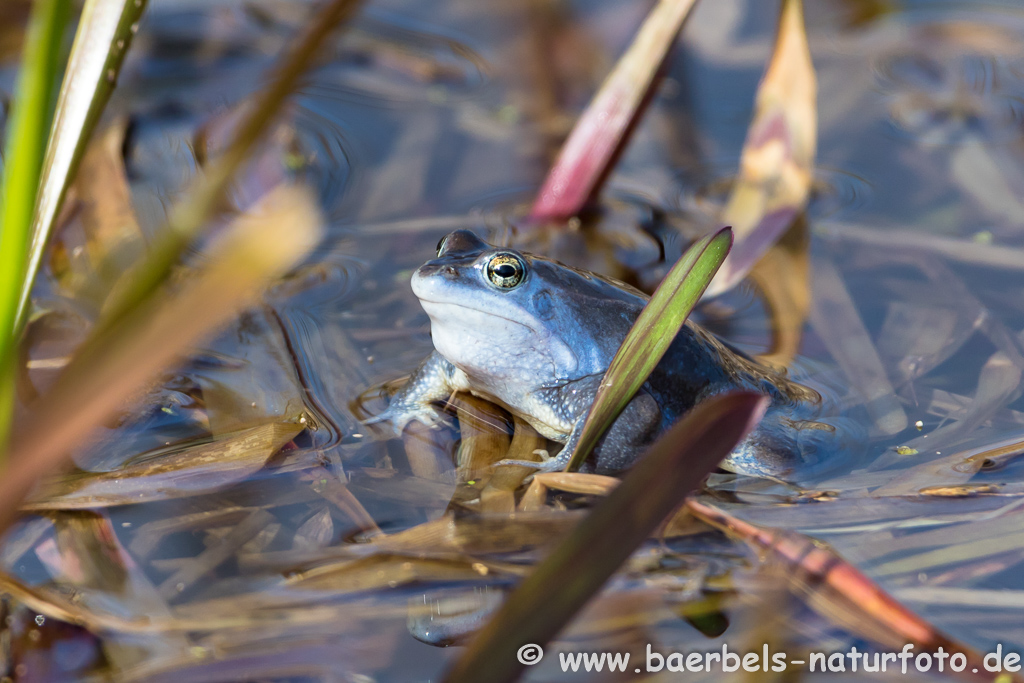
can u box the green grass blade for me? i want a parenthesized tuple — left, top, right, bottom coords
(16, 0, 149, 333)
(0, 0, 70, 455)
(97, 0, 362, 332)
(564, 226, 733, 472)
(443, 392, 769, 683)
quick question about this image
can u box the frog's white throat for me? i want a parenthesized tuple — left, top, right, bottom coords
(418, 299, 577, 395)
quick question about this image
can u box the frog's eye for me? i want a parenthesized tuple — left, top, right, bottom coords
(485, 253, 526, 289)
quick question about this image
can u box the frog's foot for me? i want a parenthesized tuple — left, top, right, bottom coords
(362, 401, 450, 438)
(496, 448, 571, 473)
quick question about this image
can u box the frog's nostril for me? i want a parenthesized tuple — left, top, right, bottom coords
(443, 266, 458, 277)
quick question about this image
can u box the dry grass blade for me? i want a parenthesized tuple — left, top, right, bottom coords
(519, 472, 619, 512)
(24, 422, 303, 510)
(687, 499, 1016, 683)
(443, 392, 768, 683)
(0, 0, 70, 456)
(0, 185, 322, 536)
(704, 0, 816, 298)
(822, 220, 1024, 271)
(98, 0, 362, 330)
(565, 226, 731, 471)
(529, 0, 698, 222)
(158, 509, 276, 601)
(17, 0, 149, 332)
(286, 554, 506, 593)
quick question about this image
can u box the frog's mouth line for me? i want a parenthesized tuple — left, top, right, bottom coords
(417, 299, 535, 332)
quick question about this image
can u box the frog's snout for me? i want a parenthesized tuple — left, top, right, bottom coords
(411, 264, 457, 301)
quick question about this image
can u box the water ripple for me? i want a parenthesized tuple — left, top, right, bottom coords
(305, 13, 491, 108)
(872, 13, 1024, 145)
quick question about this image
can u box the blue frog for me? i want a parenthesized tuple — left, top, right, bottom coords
(369, 230, 846, 478)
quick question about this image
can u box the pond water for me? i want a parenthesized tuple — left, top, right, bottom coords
(4, 0, 1024, 680)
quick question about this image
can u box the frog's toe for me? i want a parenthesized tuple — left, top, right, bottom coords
(495, 457, 561, 472)
(363, 403, 449, 436)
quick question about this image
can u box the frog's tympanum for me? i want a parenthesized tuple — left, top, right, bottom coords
(370, 230, 842, 478)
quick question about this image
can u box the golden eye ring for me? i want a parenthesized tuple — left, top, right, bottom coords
(485, 253, 526, 289)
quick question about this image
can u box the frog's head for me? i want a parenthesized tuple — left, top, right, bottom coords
(411, 230, 642, 393)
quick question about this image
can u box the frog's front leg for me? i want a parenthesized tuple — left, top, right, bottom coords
(499, 376, 662, 475)
(365, 351, 460, 437)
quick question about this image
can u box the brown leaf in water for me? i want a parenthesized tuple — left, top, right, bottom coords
(370, 512, 581, 557)
(876, 300, 983, 390)
(74, 120, 143, 276)
(24, 421, 303, 510)
(705, 0, 817, 298)
(402, 418, 458, 484)
(51, 512, 128, 589)
(480, 416, 544, 514)
(50, 120, 143, 297)
(286, 554, 505, 593)
(128, 506, 261, 560)
(347, 467, 457, 510)
(452, 393, 511, 483)
(750, 215, 810, 367)
(519, 471, 619, 512)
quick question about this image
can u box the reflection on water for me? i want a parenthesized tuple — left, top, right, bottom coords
(5, 0, 1024, 679)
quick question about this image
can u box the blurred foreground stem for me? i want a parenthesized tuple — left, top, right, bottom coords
(99, 0, 362, 331)
(0, 185, 322, 536)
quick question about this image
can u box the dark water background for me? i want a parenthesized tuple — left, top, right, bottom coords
(4, 0, 1024, 680)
